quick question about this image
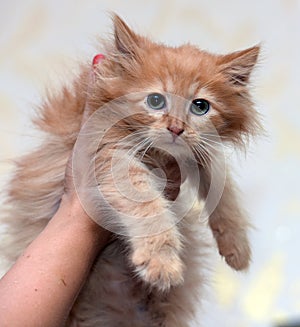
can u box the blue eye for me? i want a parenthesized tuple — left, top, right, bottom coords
(190, 99, 210, 116)
(147, 93, 166, 110)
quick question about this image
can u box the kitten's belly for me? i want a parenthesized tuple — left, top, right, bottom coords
(68, 240, 164, 327)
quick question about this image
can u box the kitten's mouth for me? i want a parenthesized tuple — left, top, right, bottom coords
(170, 136, 181, 144)
(157, 136, 190, 157)
(166, 140, 184, 147)
(165, 135, 185, 146)
(150, 131, 190, 155)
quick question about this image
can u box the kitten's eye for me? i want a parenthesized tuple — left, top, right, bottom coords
(147, 93, 166, 110)
(190, 99, 210, 116)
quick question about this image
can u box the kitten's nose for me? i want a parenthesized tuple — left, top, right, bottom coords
(167, 126, 184, 136)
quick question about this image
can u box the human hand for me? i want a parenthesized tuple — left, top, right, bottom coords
(59, 54, 111, 240)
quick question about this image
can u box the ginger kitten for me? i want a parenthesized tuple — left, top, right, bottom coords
(0, 15, 261, 326)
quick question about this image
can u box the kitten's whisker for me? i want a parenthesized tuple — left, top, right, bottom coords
(193, 138, 225, 169)
(199, 143, 222, 162)
(199, 137, 230, 155)
(117, 130, 148, 146)
(201, 133, 232, 143)
(113, 133, 149, 161)
(199, 139, 224, 153)
(122, 138, 149, 158)
(200, 136, 223, 145)
(139, 139, 154, 162)
(192, 145, 210, 167)
(122, 133, 153, 160)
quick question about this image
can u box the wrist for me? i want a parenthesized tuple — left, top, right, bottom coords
(60, 192, 90, 221)
(51, 193, 111, 250)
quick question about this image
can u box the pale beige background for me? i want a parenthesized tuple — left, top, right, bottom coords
(1, 1, 300, 326)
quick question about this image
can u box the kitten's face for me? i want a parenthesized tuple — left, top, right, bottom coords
(125, 88, 219, 159)
(93, 16, 260, 159)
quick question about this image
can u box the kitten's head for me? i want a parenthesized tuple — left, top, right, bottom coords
(91, 15, 261, 160)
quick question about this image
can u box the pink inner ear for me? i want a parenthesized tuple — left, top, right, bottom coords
(92, 54, 105, 66)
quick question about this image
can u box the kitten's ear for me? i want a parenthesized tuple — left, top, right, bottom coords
(218, 46, 260, 86)
(112, 14, 142, 57)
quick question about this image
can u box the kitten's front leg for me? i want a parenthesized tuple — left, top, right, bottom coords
(131, 227, 184, 292)
(99, 152, 184, 291)
(200, 167, 251, 270)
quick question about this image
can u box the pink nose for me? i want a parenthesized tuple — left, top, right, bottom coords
(167, 126, 184, 136)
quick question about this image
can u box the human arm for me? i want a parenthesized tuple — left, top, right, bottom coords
(0, 57, 110, 326)
(0, 191, 110, 327)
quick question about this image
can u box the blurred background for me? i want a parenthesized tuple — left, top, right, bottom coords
(0, 0, 299, 326)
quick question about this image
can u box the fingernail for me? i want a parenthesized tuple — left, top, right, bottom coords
(92, 54, 105, 67)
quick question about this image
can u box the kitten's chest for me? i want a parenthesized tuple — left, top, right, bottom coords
(143, 153, 182, 201)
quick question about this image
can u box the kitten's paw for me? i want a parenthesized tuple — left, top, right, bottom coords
(132, 247, 184, 292)
(213, 228, 251, 270)
(131, 234, 184, 292)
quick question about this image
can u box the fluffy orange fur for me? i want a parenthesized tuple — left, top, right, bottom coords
(0, 15, 261, 326)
